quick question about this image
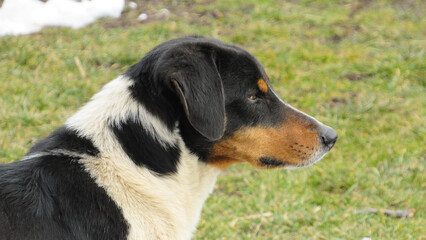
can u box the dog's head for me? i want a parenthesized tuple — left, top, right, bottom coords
(127, 36, 337, 170)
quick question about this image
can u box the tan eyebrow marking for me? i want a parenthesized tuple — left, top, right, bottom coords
(257, 78, 268, 94)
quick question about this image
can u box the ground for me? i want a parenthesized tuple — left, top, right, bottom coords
(0, 0, 424, 239)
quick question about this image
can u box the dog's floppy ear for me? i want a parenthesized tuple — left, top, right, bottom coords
(161, 46, 225, 140)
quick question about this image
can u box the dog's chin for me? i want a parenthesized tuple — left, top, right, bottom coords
(282, 150, 329, 170)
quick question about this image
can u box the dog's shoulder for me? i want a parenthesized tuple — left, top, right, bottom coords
(27, 126, 100, 157)
(0, 132, 129, 239)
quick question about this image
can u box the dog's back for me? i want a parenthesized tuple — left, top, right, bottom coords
(0, 129, 128, 240)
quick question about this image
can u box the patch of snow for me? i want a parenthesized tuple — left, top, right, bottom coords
(158, 8, 170, 16)
(138, 13, 148, 22)
(0, 0, 125, 36)
(128, 1, 137, 10)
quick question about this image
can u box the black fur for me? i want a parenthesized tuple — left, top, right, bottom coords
(260, 157, 287, 167)
(110, 119, 181, 175)
(0, 155, 128, 240)
(28, 127, 99, 157)
(127, 37, 226, 141)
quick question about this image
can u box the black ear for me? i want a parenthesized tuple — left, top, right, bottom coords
(161, 45, 225, 140)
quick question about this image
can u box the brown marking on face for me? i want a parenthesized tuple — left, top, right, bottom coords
(257, 78, 268, 94)
(207, 115, 320, 169)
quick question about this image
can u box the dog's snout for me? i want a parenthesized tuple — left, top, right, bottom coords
(320, 125, 337, 149)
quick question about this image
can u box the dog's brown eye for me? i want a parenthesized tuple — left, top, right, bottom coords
(247, 95, 257, 101)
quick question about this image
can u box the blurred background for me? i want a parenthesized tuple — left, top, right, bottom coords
(0, 0, 424, 239)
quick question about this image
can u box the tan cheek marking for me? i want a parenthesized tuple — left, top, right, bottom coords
(207, 116, 320, 169)
(257, 78, 268, 94)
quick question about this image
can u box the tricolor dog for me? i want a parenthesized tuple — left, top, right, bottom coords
(0, 36, 337, 240)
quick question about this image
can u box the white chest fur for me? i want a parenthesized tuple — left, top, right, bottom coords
(81, 141, 220, 240)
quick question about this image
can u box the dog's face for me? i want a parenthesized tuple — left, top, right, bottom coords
(128, 36, 337, 170)
(208, 46, 337, 169)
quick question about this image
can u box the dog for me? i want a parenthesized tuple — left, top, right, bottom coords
(0, 36, 337, 240)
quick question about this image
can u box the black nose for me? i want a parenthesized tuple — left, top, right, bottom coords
(320, 125, 338, 149)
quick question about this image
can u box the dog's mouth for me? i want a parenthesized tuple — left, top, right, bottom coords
(258, 137, 336, 169)
(258, 148, 329, 169)
(259, 157, 289, 168)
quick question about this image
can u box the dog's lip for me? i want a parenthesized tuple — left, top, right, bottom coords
(279, 147, 330, 169)
(259, 157, 288, 167)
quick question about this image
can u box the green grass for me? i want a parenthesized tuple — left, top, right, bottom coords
(0, 0, 425, 239)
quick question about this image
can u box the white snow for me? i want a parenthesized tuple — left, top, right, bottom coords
(128, 1, 137, 10)
(0, 0, 125, 37)
(137, 13, 148, 22)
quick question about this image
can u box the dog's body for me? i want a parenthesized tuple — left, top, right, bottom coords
(0, 36, 337, 240)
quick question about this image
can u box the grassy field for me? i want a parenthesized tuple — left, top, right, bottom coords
(0, 0, 424, 239)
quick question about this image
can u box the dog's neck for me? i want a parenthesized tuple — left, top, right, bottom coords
(79, 140, 221, 240)
(66, 76, 222, 239)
